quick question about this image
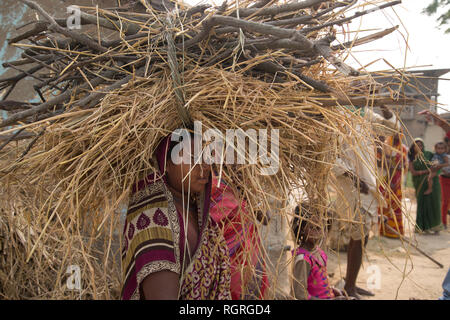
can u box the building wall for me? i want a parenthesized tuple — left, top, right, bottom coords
(0, 0, 117, 104)
(424, 124, 446, 151)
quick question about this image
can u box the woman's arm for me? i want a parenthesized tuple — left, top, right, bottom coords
(418, 110, 450, 133)
(409, 161, 428, 176)
(141, 270, 180, 300)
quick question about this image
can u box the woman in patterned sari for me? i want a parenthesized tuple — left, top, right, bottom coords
(378, 134, 407, 238)
(121, 134, 231, 300)
(210, 176, 268, 299)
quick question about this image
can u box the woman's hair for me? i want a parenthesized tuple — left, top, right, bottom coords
(291, 205, 310, 246)
(408, 140, 423, 162)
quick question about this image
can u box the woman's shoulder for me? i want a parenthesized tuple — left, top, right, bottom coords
(424, 150, 434, 158)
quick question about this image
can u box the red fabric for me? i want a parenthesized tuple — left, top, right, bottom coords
(210, 178, 268, 300)
(439, 175, 450, 226)
(378, 138, 407, 238)
(446, 131, 450, 140)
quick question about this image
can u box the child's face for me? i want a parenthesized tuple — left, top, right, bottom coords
(304, 216, 325, 242)
(436, 144, 446, 155)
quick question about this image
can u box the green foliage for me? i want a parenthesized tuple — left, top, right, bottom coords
(423, 0, 450, 33)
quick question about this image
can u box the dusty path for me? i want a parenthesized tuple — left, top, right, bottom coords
(327, 193, 450, 300)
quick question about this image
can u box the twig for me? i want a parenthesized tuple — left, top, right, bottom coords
(383, 223, 444, 269)
(2, 54, 53, 67)
(301, 0, 402, 34)
(314, 35, 360, 76)
(183, 15, 314, 51)
(0, 101, 38, 112)
(230, 0, 329, 17)
(19, 0, 109, 53)
(7, 21, 49, 44)
(0, 68, 120, 129)
(331, 26, 399, 50)
(0, 128, 28, 153)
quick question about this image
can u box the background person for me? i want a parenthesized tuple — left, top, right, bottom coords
(408, 138, 444, 234)
(290, 205, 349, 300)
(332, 105, 398, 299)
(377, 134, 408, 238)
(210, 175, 269, 300)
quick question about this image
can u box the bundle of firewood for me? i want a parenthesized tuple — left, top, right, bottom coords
(0, 0, 403, 134)
(0, 0, 413, 299)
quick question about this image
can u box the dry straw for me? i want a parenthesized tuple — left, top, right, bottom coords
(0, 0, 422, 299)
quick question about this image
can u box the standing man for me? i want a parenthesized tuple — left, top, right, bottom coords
(332, 105, 398, 299)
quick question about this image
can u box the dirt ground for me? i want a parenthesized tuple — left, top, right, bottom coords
(326, 188, 450, 300)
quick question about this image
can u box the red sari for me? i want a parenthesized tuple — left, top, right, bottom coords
(210, 178, 268, 300)
(378, 136, 407, 238)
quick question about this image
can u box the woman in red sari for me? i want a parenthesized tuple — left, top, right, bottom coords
(378, 134, 407, 238)
(210, 176, 268, 299)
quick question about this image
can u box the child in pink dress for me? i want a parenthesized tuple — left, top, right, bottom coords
(291, 204, 349, 300)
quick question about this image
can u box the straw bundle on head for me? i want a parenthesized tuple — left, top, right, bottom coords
(0, 0, 412, 299)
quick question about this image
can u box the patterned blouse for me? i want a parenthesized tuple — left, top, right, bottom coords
(121, 136, 231, 300)
(291, 246, 334, 300)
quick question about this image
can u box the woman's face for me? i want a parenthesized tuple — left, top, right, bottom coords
(166, 142, 211, 195)
(415, 141, 424, 152)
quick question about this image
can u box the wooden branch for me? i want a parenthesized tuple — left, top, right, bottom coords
(0, 101, 38, 112)
(0, 128, 27, 154)
(314, 35, 360, 76)
(331, 26, 399, 51)
(383, 223, 443, 268)
(0, 68, 120, 129)
(301, 0, 402, 34)
(7, 21, 48, 44)
(316, 94, 415, 107)
(55, 11, 142, 36)
(266, 14, 314, 27)
(246, 48, 331, 92)
(0, 130, 35, 143)
(183, 4, 211, 17)
(2, 54, 53, 67)
(18, 127, 45, 161)
(250, 0, 274, 9)
(230, 0, 329, 17)
(19, 0, 109, 53)
(75, 66, 145, 110)
(183, 15, 314, 51)
(265, 1, 351, 27)
(0, 64, 46, 83)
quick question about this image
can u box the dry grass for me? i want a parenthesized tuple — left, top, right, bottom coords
(0, 0, 420, 299)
